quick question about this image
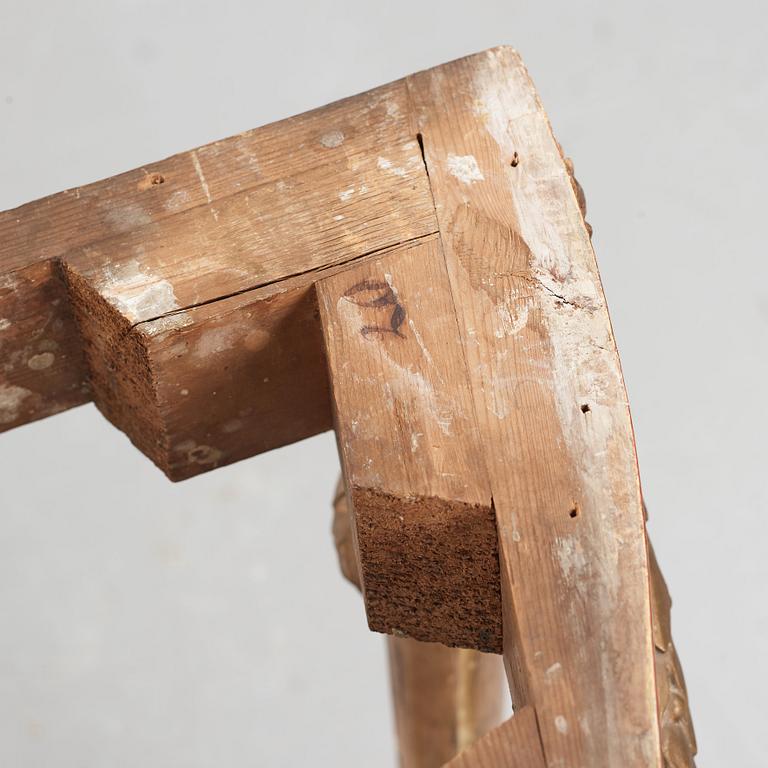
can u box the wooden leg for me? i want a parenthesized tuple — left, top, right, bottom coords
(435, 531, 699, 768)
(387, 637, 506, 768)
(320, 236, 501, 653)
(441, 707, 546, 768)
(333, 476, 508, 767)
(319, 49, 692, 768)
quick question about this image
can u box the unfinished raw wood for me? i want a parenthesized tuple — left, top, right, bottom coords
(1, 80, 436, 473)
(442, 707, 546, 768)
(0, 46, 696, 767)
(0, 260, 88, 429)
(388, 638, 508, 768)
(318, 236, 500, 650)
(333, 478, 508, 768)
(406, 47, 660, 765)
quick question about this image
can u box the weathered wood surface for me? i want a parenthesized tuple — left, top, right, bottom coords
(0, 261, 88, 428)
(389, 638, 507, 768)
(1, 79, 436, 466)
(333, 477, 508, 768)
(405, 48, 661, 766)
(442, 707, 546, 768)
(0, 80, 414, 272)
(318, 236, 500, 650)
(1, 47, 695, 766)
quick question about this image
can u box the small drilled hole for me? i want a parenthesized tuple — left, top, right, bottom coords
(150, 173, 165, 185)
(510, 152, 519, 167)
(569, 504, 580, 519)
(581, 403, 591, 413)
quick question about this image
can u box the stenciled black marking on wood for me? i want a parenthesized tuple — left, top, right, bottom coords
(343, 279, 406, 338)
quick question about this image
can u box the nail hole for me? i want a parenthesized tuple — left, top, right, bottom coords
(569, 504, 580, 519)
(510, 152, 519, 167)
(150, 173, 165, 185)
(580, 403, 590, 413)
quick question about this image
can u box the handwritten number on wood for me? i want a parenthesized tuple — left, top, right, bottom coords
(343, 279, 406, 338)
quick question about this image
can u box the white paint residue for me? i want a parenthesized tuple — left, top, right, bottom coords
(408, 319, 433, 367)
(0, 384, 32, 424)
(234, 136, 261, 171)
(446, 154, 484, 184)
(192, 326, 239, 359)
(0, 318, 10, 331)
(320, 130, 345, 148)
(385, 99, 401, 118)
(141, 313, 192, 336)
(555, 716, 569, 735)
(27, 352, 54, 370)
(0, 275, 19, 291)
(119, 281, 178, 321)
(164, 189, 192, 212)
(555, 536, 588, 585)
(103, 202, 151, 233)
(174, 439, 223, 466)
(489, 387, 509, 420)
(191, 150, 212, 203)
(377, 156, 407, 177)
(546, 662, 563, 677)
(472, 54, 647, 745)
(495, 303, 529, 337)
(472, 48, 538, 154)
(99, 260, 180, 323)
(339, 187, 355, 202)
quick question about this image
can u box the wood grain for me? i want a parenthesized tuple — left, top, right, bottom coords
(332, 475, 508, 768)
(389, 637, 507, 768)
(0, 78, 435, 444)
(1, 49, 693, 766)
(442, 707, 546, 768)
(408, 47, 661, 766)
(0, 261, 89, 429)
(0, 80, 414, 271)
(317, 235, 501, 650)
(62, 141, 434, 325)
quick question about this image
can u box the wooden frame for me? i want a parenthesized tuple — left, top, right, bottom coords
(0, 47, 695, 767)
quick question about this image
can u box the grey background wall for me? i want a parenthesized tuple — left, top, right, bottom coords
(1, 1, 765, 765)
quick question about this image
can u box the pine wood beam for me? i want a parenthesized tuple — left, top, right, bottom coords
(318, 235, 500, 651)
(441, 708, 546, 768)
(0, 48, 696, 766)
(1, 81, 436, 475)
(406, 47, 661, 765)
(332, 476, 508, 768)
